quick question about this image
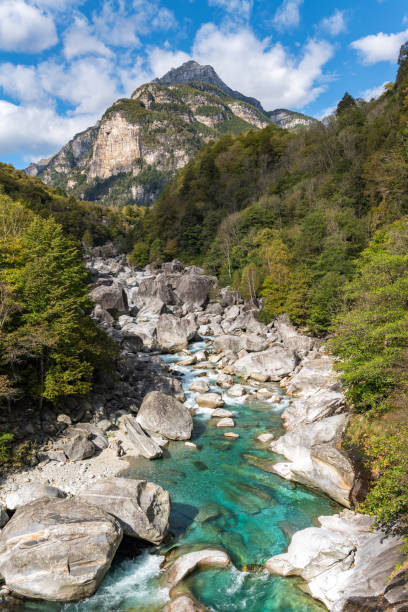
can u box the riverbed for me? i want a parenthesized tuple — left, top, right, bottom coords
(23, 340, 337, 612)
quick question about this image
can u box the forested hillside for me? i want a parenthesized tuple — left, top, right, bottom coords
(0, 166, 137, 462)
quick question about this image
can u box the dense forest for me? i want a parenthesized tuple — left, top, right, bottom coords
(0, 166, 146, 462)
(130, 44, 408, 522)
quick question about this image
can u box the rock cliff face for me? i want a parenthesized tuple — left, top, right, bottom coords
(25, 61, 316, 207)
(267, 109, 318, 130)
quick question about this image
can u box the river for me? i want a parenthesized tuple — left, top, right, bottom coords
(24, 339, 337, 612)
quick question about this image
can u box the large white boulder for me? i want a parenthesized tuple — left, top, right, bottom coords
(266, 510, 405, 611)
(0, 497, 122, 601)
(233, 345, 296, 382)
(137, 391, 193, 440)
(77, 477, 170, 544)
(270, 414, 354, 506)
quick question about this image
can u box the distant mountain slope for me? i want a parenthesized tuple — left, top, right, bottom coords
(25, 61, 316, 207)
(266, 108, 318, 130)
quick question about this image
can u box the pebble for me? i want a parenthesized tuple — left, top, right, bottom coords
(224, 432, 239, 439)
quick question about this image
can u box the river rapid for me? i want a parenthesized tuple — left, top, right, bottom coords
(23, 339, 337, 612)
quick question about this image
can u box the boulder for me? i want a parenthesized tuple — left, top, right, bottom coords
(137, 391, 193, 440)
(156, 314, 197, 352)
(166, 548, 230, 588)
(227, 384, 246, 398)
(189, 380, 210, 393)
(233, 346, 296, 382)
(224, 432, 239, 438)
(119, 415, 163, 459)
(274, 314, 315, 358)
(214, 334, 268, 354)
(265, 510, 405, 612)
(216, 373, 233, 388)
(0, 497, 122, 601)
(134, 275, 177, 307)
(4, 483, 65, 511)
(92, 304, 114, 325)
(225, 310, 267, 335)
(195, 393, 224, 409)
(63, 434, 95, 462)
(285, 355, 339, 396)
(216, 418, 235, 428)
(175, 274, 213, 311)
(220, 289, 242, 307)
(211, 408, 234, 418)
(120, 319, 158, 350)
(90, 284, 127, 313)
(163, 595, 209, 612)
(270, 414, 354, 506)
(282, 388, 344, 429)
(257, 433, 275, 443)
(77, 477, 170, 544)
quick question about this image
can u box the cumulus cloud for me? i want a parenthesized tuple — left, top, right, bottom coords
(0, 1, 58, 53)
(361, 82, 387, 101)
(273, 0, 303, 30)
(149, 24, 333, 110)
(208, 0, 253, 20)
(321, 10, 346, 36)
(0, 100, 95, 158)
(63, 16, 112, 60)
(92, 0, 177, 48)
(0, 64, 48, 104)
(351, 29, 408, 64)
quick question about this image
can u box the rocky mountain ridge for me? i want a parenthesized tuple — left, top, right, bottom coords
(25, 61, 317, 208)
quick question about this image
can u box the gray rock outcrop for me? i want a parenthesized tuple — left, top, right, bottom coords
(270, 414, 354, 506)
(233, 345, 296, 382)
(137, 391, 193, 440)
(266, 510, 405, 611)
(4, 483, 65, 511)
(77, 477, 170, 544)
(90, 284, 127, 313)
(156, 314, 197, 352)
(0, 497, 122, 601)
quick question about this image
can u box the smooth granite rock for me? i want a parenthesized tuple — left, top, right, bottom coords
(137, 391, 193, 440)
(270, 414, 354, 506)
(166, 548, 230, 588)
(119, 415, 163, 458)
(4, 483, 65, 511)
(156, 314, 197, 352)
(233, 345, 296, 382)
(0, 497, 122, 601)
(77, 477, 170, 544)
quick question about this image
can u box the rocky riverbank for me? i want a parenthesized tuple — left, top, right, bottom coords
(0, 253, 407, 610)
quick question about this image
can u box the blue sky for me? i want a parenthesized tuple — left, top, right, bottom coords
(0, 0, 407, 169)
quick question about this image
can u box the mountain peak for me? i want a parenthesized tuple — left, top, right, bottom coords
(155, 60, 264, 112)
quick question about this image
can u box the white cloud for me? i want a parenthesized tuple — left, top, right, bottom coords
(321, 10, 346, 36)
(31, 0, 85, 10)
(0, 1, 57, 53)
(0, 64, 47, 104)
(273, 0, 303, 30)
(38, 57, 121, 114)
(92, 0, 177, 48)
(361, 82, 387, 101)
(315, 104, 336, 120)
(351, 29, 408, 64)
(208, 0, 253, 20)
(63, 16, 112, 60)
(0, 100, 95, 158)
(149, 24, 333, 110)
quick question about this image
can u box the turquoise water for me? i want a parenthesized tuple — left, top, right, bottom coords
(22, 341, 336, 611)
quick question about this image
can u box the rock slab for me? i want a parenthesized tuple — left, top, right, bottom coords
(77, 477, 170, 544)
(0, 497, 122, 601)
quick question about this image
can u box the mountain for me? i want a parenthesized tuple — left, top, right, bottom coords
(266, 108, 318, 130)
(25, 61, 316, 207)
